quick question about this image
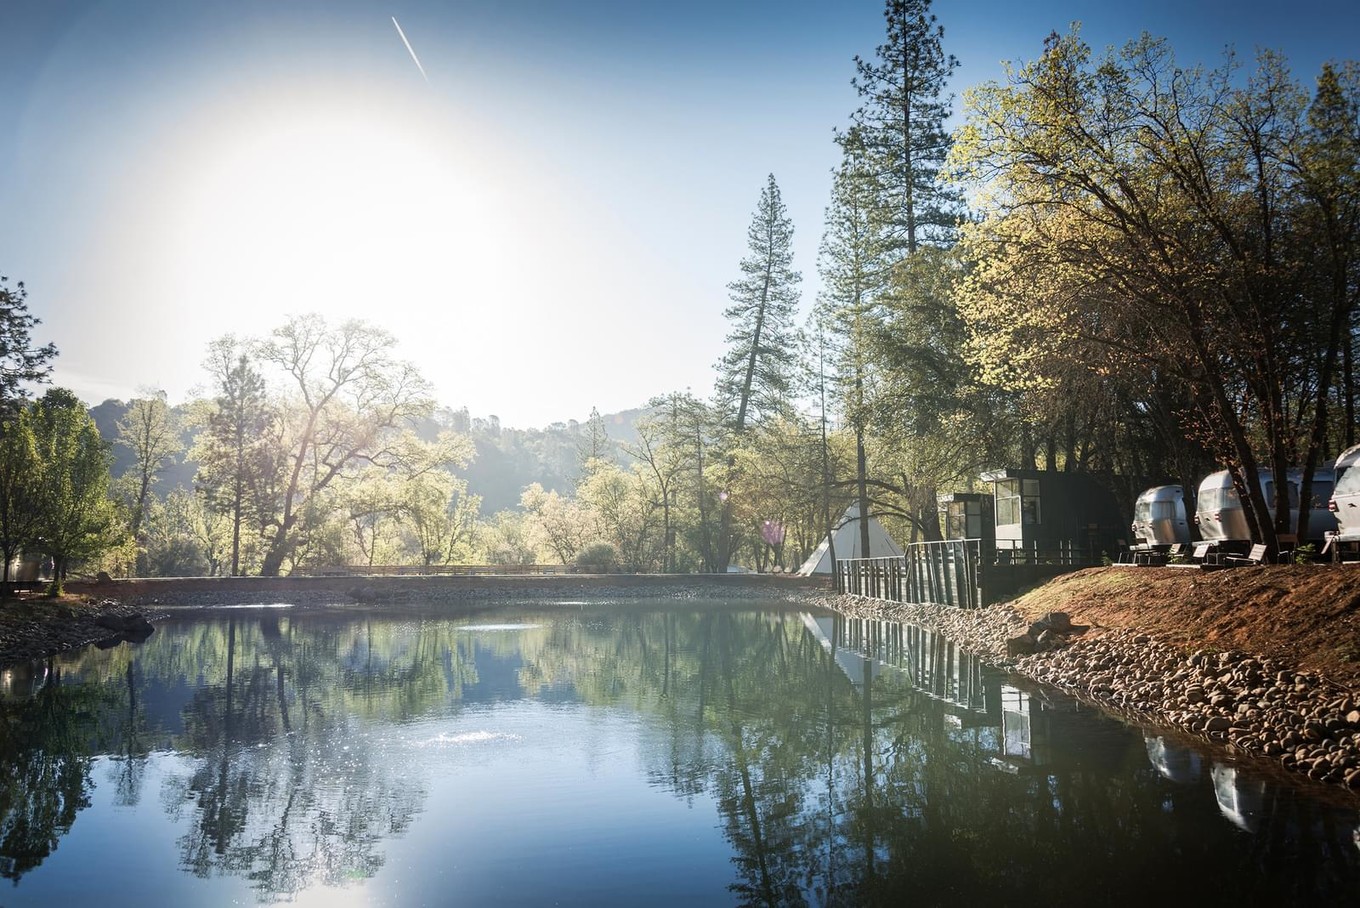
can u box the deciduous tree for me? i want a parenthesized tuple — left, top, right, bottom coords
(252, 315, 434, 575)
(116, 391, 181, 567)
(31, 389, 120, 584)
(194, 338, 274, 576)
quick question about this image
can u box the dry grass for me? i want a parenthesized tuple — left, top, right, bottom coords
(1008, 564, 1360, 687)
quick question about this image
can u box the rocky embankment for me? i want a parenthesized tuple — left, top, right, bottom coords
(825, 564, 1360, 793)
(1019, 632, 1360, 787)
(0, 597, 158, 664)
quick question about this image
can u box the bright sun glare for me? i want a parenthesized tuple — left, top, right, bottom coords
(154, 88, 509, 330)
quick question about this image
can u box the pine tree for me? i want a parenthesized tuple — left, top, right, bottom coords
(818, 143, 888, 556)
(0, 276, 56, 417)
(716, 174, 803, 433)
(847, 0, 962, 254)
(194, 339, 273, 576)
(577, 406, 612, 471)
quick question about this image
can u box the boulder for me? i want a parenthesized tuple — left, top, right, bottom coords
(1044, 611, 1073, 633)
(94, 612, 155, 639)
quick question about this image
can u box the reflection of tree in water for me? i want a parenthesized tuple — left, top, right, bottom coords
(163, 616, 432, 900)
(602, 611, 1360, 906)
(6, 606, 1360, 904)
(0, 662, 117, 881)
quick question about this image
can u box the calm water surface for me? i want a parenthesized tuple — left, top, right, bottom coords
(1, 601, 1358, 906)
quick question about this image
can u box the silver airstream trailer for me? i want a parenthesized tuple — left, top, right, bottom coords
(1196, 468, 1337, 545)
(1131, 485, 1191, 548)
(1329, 444, 1360, 542)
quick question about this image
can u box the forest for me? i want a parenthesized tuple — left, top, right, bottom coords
(2, 0, 1358, 579)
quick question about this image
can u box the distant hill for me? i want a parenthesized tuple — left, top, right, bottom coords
(89, 398, 199, 494)
(433, 406, 650, 513)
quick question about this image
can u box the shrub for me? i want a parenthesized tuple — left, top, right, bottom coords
(574, 542, 619, 574)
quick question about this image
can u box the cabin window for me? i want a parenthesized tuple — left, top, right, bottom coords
(946, 500, 986, 539)
(1150, 501, 1175, 521)
(996, 479, 1041, 526)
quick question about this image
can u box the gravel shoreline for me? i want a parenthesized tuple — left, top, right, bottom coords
(820, 592, 1360, 794)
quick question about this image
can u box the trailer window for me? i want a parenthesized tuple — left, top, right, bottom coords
(1151, 501, 1175, 521)
(1022, 480, 1042, 525)
(1307, 481, 1333, 508)
(1199, 484, 1239, 511)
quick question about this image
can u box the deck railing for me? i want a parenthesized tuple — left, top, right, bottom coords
(837, 537, 1104, 608)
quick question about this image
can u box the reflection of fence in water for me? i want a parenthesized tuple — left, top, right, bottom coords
(834, 614, 990, 715)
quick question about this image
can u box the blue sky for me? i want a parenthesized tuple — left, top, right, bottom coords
(3, 0, 1358, 427)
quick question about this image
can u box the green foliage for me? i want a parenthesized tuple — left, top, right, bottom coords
(247, 315, 437, 575)
(952, 30, 1360, 543)
(0, 276, 57, 417)
(1292, 543, 1318, 565)
(716, 174, 803, 433)
(0, 405, 44, 580)
(847, 0, 962, 254)
(115, 391, 181, 571)
(573, 541, 619, 573)
(30, 389, 122, 577)
(192, 338, 274, 576)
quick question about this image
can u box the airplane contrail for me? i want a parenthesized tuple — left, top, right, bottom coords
(391, 17, 428, 82)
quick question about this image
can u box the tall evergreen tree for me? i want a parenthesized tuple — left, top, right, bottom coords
(716, 174, 803, 433)
(847, 0, 962, 254)
(826, 0, 963, 550)
(577, 406, 612, 470)
(818, 144, 887, 555)
(194, 338, 274, 576)
(714, 174, 802, 570)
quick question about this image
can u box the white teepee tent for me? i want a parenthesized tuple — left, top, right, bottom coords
(797, 503, 905, 575)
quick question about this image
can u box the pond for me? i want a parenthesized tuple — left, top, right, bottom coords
(1, 601, 1358, 906)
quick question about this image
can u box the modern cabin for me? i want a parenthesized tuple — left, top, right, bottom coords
(978, 469, 1126, 560)
(939, 492, 995, 548)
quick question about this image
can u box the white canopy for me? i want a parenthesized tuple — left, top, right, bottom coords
(797, 503, 905, 574)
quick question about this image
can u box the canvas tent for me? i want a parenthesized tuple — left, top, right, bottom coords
(797, 504, 905, 575)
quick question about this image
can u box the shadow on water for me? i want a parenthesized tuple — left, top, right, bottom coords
(0, 604, 1356, 905)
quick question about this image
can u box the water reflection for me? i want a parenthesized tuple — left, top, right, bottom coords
(1146, 734, 1204, 785)
(0, 606, 1356, 905)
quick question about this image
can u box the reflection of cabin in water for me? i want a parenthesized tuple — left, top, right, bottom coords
(979, 469, 1127, 560)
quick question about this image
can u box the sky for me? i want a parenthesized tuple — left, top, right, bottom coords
(2, 0, 1358, 429)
